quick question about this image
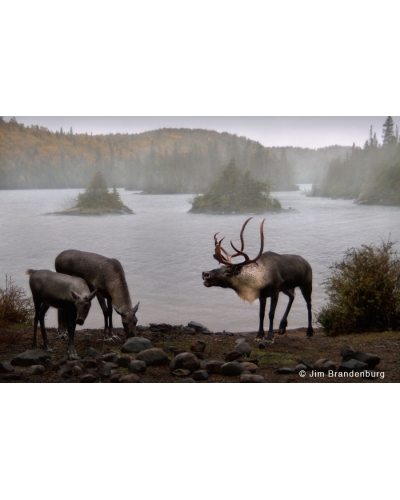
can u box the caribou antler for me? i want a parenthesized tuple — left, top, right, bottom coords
(213, 218, 265, 267)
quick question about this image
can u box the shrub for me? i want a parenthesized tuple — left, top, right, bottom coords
(0, 275, 34, 326)
(317, 240, 400, 335)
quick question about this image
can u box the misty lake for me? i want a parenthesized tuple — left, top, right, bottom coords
(1, 186, 400, 333)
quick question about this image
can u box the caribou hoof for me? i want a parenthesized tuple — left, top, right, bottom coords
(256, 337, 274, 346)
(69, 353, 81, 360)
(57, 333, 69, 341)
(112, 335, 121, 342)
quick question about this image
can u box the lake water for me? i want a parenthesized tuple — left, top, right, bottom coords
(1, 186, 399, 333)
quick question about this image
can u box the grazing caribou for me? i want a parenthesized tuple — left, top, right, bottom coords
(26, 269, 96, 358)
(55, 249, 139, 341)
(202, 218, 314, 340)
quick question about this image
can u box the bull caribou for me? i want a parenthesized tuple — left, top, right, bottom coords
(202, 218, 314, 339)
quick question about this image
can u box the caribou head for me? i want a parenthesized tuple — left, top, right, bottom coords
(202, 217, 265, 287)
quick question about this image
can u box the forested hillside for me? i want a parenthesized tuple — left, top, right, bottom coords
(0, 118, 297, 192)
(312, 117, 400, 205)
(278, 145, 351, 183)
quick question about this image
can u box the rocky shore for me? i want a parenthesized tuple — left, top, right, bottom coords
(1, 321, 398, 383)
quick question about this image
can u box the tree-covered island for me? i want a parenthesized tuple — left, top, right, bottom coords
(53, 172, 133, 215)
(311, 117, 400, 206)
(189, 159, 282, 214)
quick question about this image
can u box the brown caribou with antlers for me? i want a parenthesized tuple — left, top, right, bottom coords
(202, 218, 314, 340)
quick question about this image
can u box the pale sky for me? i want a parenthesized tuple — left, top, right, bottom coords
(4, 116, 399, 149)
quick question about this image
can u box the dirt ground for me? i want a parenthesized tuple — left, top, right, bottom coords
(1, 322, 399, 383)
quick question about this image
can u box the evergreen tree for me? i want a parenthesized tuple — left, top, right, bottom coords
(74, 171, 132, 212)
(190, 158, 281, 213)
(382, 116, 395, 145)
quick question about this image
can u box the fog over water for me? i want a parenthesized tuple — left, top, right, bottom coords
(1, 186, 399, 333)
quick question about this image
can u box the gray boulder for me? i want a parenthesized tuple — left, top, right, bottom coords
(276, 367, 296, 374)
(341, 350, 380, 368)
(340, 345, 357, 358)
(298, 359, 314, 371)
(27, 365, 46, 375)
(181, 327, 196, 334)
(225, 351, 243, 362)
(352, 352, 380, 368)
(129, 360, 147, 374)
(11, 350, 51, 367)
(339, 344, 380, 368)
(235, 339, 252, 358)
(72, 365, 84, 377)
(339, 359, 369, 372)
(240, 362, 258, 373)
(190, 340, 206, 353)
(110, 373, 123, 383)
(100, 361, 119, 377)
(193, 370, 209, 381)
(117, 356, 132, 368)
(221, 362, 244, 376)
(169, 352, 200, 373)
(188, 321, 212, 334)
(83, 358, 99, 369)
(136, 348, 169, 366)
(314, 359, 336, 372)
(204, 359, 225, 374)
(294, 363, 308, 373)
(86, 347, 103, 359)
(0, 361, 14, 373)
(102, 352, 120, 364)
(121, 337, 153, 354)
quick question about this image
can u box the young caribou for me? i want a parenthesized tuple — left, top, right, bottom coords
(26, 269, 96, 358)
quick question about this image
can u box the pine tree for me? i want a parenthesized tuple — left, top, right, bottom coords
(382, 116, 395, 145)
(190, 158, 281, 213)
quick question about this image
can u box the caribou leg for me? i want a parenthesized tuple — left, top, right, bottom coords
(57, 309, 69, 340)
(107, 298, 113, 334)
(268, 292, 280, 340)
(97, 292, 112, 339)
(257, 296, 267, 339)
(278, 289, 295, 335)
(106, 298, 120, 342)
(65, 312, 79, 359)
(32, 298, 42, 349)
(300, 284, 314, 337)
(39, 304, 51, 351)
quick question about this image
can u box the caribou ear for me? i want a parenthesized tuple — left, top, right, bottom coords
(132, 301, 140, 314)
(88, 289, 97, 301)
(71, 291, 80, 300)
(114, 306, 122, 316)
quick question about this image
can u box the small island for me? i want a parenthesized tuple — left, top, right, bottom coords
(53, 172, 134, 215)
(189, 158, 281, 214)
